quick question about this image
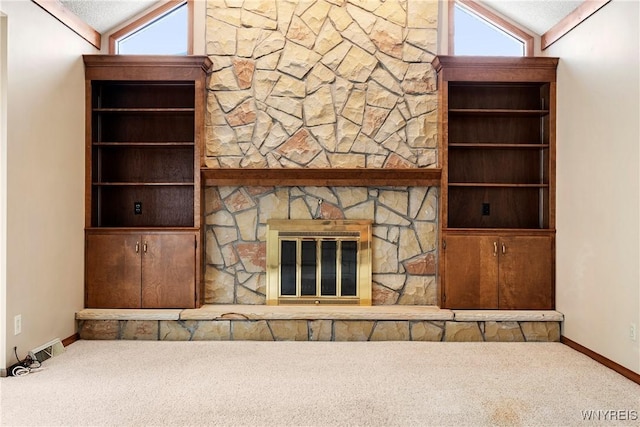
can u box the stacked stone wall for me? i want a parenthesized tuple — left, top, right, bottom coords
(204, 185, 438, 304)
(204, 0, 440, 304)
(78, 319, 562, 342)
(205, 0, 439, 169)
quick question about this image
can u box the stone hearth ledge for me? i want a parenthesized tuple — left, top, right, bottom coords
(180, 305, 453, 321)
(76, 306, 562, 322)
(77, 309, 182, 321)
(453, 310, 563, 322)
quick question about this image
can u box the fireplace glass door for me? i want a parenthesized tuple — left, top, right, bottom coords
(279, 239, 358, 300)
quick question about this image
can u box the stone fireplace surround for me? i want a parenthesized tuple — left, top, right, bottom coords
(202, 0, 443, 307)
(203, 183, 439, 306)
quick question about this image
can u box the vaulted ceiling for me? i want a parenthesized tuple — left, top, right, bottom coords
(60, 0, 159, 33)
(59, 0, 585, 38)
(482, 0, 582, 35)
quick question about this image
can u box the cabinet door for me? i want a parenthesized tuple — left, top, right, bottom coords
(499, 235, 554, 309)
(141, 233, 196, 308)
(86, 233, 141, 308)
(443, 235, 499, 309)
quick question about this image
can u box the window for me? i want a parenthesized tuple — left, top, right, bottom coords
(109, 1, 192, 55)
(449, 0, 533, 57)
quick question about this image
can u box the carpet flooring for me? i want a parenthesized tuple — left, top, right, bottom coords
(0, 340, 638, 426)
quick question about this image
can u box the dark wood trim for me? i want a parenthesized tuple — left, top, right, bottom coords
(454, 0, 534, 57)
(542, 0, 611, 50)
(548, 82, 557, 229)
(444, 228, 555, 235)
(83, 54, 211, 71)
(201, 168, 442, 187)
(62, 333, 80, 347)
(108, 0, 191, 54)
(561, 336, 640, 385)
(83, 55, 212, 81)
(433, 55, 558, 83)
(31, 0, 101, 49)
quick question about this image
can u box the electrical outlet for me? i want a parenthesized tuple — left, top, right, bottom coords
(482, 203, 490, 216)
(14, 315, 21, 335)
(630, 323, 637, 341)
(134, 201, 142, 215)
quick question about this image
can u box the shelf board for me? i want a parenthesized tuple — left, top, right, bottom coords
(449, 109, 549, 116)
(98, 82, 195, 88)
(449, 143, 549, 149)
(93, 108, 194, 113)
(448, 183, 549, 188)
(92, 182, 194, 187)
(93, 142, 195, 147)
(201, 168, 442, 187)
(448, 82, 548, 88)
(85, 227, 200, 232)
(443, 228, 556, 234)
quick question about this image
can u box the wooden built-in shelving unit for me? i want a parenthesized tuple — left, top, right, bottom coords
(83, 55, 211, 309)
(434, 55, 558, 310)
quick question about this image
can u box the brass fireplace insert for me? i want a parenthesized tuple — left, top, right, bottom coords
(266, 219, 372, 305)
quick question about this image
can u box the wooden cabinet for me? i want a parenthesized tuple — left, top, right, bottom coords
(85, 233, 141, 308)
(86, 232, 196, 308)
(433, 56, 558, 309)
(83, 55, 211, 308)
(443, 233, 554, 309)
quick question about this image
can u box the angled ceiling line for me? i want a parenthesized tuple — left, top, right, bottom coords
(541, 0, 612, 49)
(32, 0, 101, 49)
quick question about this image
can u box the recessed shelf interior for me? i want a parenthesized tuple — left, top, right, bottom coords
(94, 112, 194, 143)
(448, 186, 548, 229)
(94, 146, 194, 184)
(92, 185, 195, 228)
(448, 147, 548, 184)
(94, 81, 195, 109)
(447, 81, 551, 229)
(448, 82, 550, 110)
(90, 80, 196, 228)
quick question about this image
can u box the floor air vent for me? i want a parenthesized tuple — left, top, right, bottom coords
(28, 338, 64, 363)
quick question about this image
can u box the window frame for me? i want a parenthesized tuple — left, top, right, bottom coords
(108, 0, 193, 55)
(448, 0, 534, 57)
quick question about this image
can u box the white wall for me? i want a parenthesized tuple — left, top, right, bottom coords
(547, 0, 640, 373)
(0, 11, 7, 370)
(192, 0, 205, 54)
(1, 0, 97, 366)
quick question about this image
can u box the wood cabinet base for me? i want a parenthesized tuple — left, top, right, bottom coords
(443, 231, 554, 309)
(85, 231, 198, 309)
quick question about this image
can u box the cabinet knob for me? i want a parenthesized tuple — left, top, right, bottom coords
(135, 242, 140, 253)
(143, 242, 148, 253)
(493, 241, 498, 256)
(502, 243, 506, 255)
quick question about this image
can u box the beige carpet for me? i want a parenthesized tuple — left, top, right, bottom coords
(0, 340, 638, 426)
